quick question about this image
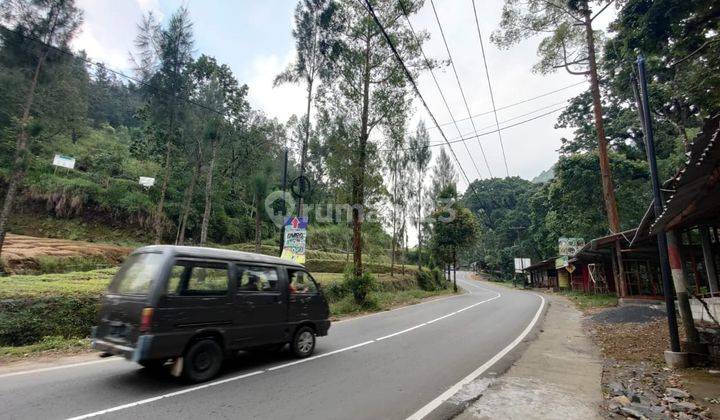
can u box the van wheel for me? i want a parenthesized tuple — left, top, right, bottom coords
(291, 326, 315, 358)
(182, 339, 223, 383)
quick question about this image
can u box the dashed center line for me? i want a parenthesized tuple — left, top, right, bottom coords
(66, 285, 502, 420)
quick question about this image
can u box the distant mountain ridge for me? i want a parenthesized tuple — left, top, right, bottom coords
(531, 165, 555, 184)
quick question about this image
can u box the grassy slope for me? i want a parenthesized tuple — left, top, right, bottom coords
(560, 290, 618, 312)
(0, 268, 453, 359)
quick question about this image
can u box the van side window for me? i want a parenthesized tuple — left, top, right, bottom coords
(288, 270, 318, 294)
(166, 261, 229, 296)
(236, 266, 278, 292)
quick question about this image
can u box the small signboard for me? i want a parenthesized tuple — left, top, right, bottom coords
(139, 177, 156, 188)
(558, 237, 585, 256)
(514, 257, 531, 273)
(281, 216, 307, 264)
(52, 154, 76, 170)
(555, 256, 569, 269)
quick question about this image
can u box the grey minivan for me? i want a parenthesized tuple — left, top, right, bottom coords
(91, 245, 330, 382)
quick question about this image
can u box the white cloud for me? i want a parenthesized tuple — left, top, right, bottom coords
(136, 0, 163, 19)
(72, 25, 128, 70)
(245, 51, 306, 123)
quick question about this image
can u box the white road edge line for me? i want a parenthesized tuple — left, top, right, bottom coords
(405, 293, 546, 420)
(65, 285, 502, 420)
(0, 357, 122, 379)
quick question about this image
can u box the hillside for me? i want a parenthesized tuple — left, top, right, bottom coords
(531, 165, 555, 184)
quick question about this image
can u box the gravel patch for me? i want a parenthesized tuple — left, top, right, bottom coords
(591, 304, 666, 324)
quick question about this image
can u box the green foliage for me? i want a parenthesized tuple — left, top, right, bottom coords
(0, 267, 443, 349)
(561, 291, 618, 311)
(33, 255, 114, 274)
(415, 268, 447, 291)
(0, 336, 88, 359)
(431, 196, 478, 267)
(0, 296, 100, 346)
(343, 270, 378, 306)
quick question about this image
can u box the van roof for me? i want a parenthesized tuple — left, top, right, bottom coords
(133, 245, 304, 268)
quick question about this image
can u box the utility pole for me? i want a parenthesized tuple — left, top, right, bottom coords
(631, 73, 700, 346)
(278, 147, 289, 255)
(636, 55, 681, 353)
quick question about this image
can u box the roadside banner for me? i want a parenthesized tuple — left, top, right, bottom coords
(558, 237, 585, 256)
(281, 216, 308, 264)
(555, 256, 569, 269)
(52, 154, 76, 169)
(514, 257, 531, 273)
(139, 176, 156, 187)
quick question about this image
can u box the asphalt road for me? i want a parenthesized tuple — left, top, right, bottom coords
(0, 272, 544, 420)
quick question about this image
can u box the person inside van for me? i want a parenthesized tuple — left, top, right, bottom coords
(289, 271, 312, 294)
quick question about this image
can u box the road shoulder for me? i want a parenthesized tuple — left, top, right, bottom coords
(456, 292, 603, 419)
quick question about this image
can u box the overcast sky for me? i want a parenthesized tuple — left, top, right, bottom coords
(72, 0, 617, 183)
(71, 1, 616, 244)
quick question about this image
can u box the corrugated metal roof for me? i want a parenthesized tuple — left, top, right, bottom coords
(650, 114, 720, 233)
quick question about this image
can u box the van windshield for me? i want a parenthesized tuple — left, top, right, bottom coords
(109, 252, 165, 295)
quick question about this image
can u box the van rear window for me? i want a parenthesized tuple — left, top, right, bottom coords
(109, 253, 165, 295)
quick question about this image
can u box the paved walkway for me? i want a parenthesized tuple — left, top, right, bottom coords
(456, 292, 603, 419)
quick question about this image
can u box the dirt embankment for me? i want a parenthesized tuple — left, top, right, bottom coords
(0, 234, 132, 274)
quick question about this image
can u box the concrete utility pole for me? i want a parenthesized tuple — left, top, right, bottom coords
(667, 231, 700, 344)
(631, 73, 700, 345)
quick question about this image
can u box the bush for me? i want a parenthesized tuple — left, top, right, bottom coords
(343, 270, 377, 306)
(431, 267, 447, 288)
(416, 269, 435, 291)
(0, 296, 100, 346)
(416, 268, 449, 291)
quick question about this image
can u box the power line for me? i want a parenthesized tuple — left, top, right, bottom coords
(472, 0, 509, 177)
(379, 105, 566, 152)
(428, 0, 493, 178)
(358, 0, 478, 193)
(434, 80, 585, 129)
(400, 6, 484, 179)
(429, 100, 568, 147)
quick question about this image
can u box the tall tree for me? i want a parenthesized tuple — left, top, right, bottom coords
(188, 55, 250, 246)
(408, 120, 431, 270)
(0, 0, 83, 259)
(274, 0, 339, 215)
(133, 7, 194, 244)
(323, 0, 426, 277)
(432, 185, 477, 292)
(250, 163, 273, 252)
(428, 147, 457, 205)
(385, 122, 409, 275)
(492, 0, 628, 295)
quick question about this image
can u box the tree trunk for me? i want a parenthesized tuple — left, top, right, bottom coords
(417, 173, 422, 271)
(584, 10, 626, 297)
(176, 157, 201, 245)
(452, 252, 457, 293)
(199, 140, 218, 246)
(390, 153, 398, 277)
(254, 199, 262, 253)
(351, 34, 371, 278)
(0, 49, 48, 259)
(298, 78, 314, 216)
